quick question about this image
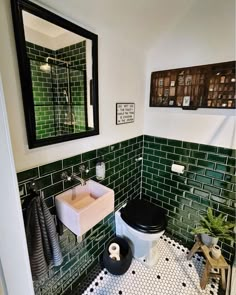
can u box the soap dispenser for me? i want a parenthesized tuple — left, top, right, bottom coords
(96, 158, 106, 180)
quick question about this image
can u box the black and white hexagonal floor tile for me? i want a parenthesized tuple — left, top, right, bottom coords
(82, 235, 219, 295)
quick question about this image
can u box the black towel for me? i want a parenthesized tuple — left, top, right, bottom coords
(25, 194, 63, 280)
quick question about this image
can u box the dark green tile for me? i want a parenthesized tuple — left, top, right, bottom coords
(36, 175, 52, 189)
(191, 151, 207, 159)
(186, 179, 202, 188)
(167, 153, 180, 161)
(185, 172, 195, 179)
(167, 139, 182, 147)
(44, 196, 54, 208)
(205, 169, 224, 180)
(200, 197, 211, 206)
(175, 148, 190, 156)
(171, 187, 184, 196)
(63, 155, 82, 168)
(183, 142, 199, 150)
(172, 174, 185, 183)
(39, 161, 62, 176)
(143, 159, 153, 167)
(144, 147, 154, 155)
(217, 147, 235, 157)
(17, 167, 39, 183)
(189, 165, 205, 174)
(207, 153, 227, 164)
(195, 175, 212, 185)
(221, 189, 235, 200)
(119, 140, 129, 148)
(180, 156, 197, 165)
(158, 183, 171, 192)
(154, 150, 167, 158)
(203, 184, 221, 195)
(185, 192, 200, 202)
(224, 174, 236, 183)
(213, 180, 232, 190)
(216, 164, 235, 174)
(170, 199, 180, 208)
(144, 135, 155, 142)
(43, 182, 63, 198)
(210, 195, 228, 205)
(218, 204, 235, 217)
(160, 158, 172, 166)
(159, 171, 172, 179)
(161, 145, 174, 153)
(163, 190, 176, 199)
(164, 179, 177, 187)
(81, 150, 97, 161)
(153, 174, 165, 183)
(227, 157, 236, 166)
(199, 144, 217, 153)
(197, 160, 215, 169)
(193, 188, 209, 198)
(191, 201, 207, 211)
(148, 142, 160, 150)
(154, 137, 167, 144)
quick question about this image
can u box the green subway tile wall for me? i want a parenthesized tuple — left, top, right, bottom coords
(142, 135, 235, 262)
(26, 41, 87, 140)
(17, 135, 235, 294)
(17, 136, 143, 295)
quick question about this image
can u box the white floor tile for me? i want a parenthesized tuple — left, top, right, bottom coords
(82, 235, 219, 295)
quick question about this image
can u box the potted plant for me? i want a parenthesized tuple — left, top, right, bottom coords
(192, 207, 235, 247)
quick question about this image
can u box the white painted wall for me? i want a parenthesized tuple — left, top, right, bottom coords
(144, 0, 236, 148)
(0, 0, 145, 172)
(0, 0, 235, 174)
(0, 74, 34, 295)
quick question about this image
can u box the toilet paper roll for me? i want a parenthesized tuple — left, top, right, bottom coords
(109, 253, 120, 261)
(171, 164, 185, 174)
(108, 243, 120, 256)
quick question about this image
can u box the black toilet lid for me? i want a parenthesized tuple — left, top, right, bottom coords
(120, 199, 167, 234)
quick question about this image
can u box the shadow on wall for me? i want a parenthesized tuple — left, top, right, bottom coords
(208, 115, 235, 148)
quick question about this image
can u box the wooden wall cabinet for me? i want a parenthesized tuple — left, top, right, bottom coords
(149, 61, 235, 109)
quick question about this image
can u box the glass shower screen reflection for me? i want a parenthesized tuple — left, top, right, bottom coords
(29, 58, 87, 140)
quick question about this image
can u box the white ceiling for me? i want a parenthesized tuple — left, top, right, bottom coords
(23, 10, 85, 50)
(33, 0, 196, 50)
(23, 11, 70, 37)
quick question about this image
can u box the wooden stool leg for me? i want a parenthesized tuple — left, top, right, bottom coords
(187, 240, 202, 260)
(221, 268, 226, 290)
(200, 261, 211, 289)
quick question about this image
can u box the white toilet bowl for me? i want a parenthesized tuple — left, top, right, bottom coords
(115, 199, 166, 267)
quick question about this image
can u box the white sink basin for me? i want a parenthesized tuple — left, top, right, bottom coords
(55, 180, 114, 236)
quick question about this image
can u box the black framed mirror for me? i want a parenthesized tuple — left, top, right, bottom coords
(11, 0, 99, 148)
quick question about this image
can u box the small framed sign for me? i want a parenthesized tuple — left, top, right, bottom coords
(183, 96, 191, 106)
(116, 103, 135, 125)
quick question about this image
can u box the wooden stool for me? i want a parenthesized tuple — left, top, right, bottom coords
(187, 236, 229, 290)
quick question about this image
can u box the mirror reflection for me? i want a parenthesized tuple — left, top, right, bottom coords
(22, 11, 94, 140)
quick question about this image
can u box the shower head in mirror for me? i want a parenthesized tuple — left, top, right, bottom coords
(40, 62, 51, 73)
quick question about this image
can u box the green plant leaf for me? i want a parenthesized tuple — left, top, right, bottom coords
(192, 207, 236, 240)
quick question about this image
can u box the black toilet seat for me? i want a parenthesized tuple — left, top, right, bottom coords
(120, 199, 167, 234)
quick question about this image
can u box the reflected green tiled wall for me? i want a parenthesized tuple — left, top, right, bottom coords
(142, 135, 235, 262)
(17, 136, 143, 295)
(26, 41, 87, 140)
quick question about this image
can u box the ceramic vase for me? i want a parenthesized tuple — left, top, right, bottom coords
(211, 245, 221, 259)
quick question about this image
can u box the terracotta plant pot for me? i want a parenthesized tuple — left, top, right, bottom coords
(201, 234, 219, 247)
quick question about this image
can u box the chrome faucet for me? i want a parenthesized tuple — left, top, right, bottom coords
(71, 173, 86, 186)
(61, 171, 86, 186)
